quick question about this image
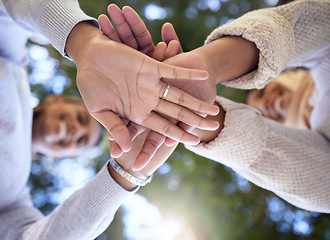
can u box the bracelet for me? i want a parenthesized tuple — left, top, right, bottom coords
(109, 158, 153, 186)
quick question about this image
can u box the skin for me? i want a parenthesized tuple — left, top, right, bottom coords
(65, 20, 220, 154)
(32, 100, 102, 159)
(94, 5, 235, 190)
(246, 81, 293, 123)
(98, 5, 259, 170)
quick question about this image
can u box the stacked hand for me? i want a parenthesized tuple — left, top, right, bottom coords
(98, 4, 219, 170)
(65, 9, 220, 157)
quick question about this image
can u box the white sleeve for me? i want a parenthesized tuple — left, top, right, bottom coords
(0, 163, 136, 240)
(0, 0, 99, 56)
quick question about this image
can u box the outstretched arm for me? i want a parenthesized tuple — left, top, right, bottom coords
(2, 0, 219, 154)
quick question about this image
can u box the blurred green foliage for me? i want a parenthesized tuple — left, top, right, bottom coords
(27, 0, 330, 239)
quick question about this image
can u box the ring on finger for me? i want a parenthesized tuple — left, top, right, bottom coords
(162, 84, 171, 100)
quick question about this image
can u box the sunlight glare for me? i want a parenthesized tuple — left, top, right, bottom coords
(122, 194, 196, 240)
(144, 4, 167, 20)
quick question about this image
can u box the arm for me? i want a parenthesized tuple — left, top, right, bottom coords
(186, 96, 330, 213)
(204, 0, 330, 89)
(1, 136, 175, 240)
(105, 1, 330, 212)
(1, 0, 219, 153)
(186, 0, 330, 212)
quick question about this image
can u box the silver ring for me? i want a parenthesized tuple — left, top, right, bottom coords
(162, 84, 171, 100)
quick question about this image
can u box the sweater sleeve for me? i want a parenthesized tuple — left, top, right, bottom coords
(0, 0, 98, 56)
(0, 162, 137, 240)
(185, 97, 330, 213)
(186, 0, 330, 213)
(205, 0, 330, 89)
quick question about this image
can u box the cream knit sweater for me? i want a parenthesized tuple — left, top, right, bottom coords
(186, 0, 330, 213)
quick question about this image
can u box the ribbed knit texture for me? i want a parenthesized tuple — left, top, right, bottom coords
(0, 2, 135, 239)
(0, 0, 98, 56)
(187, 0, 330, 213)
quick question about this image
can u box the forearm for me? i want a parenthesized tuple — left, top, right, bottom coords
(203, 0, 330, 89)
(192, 36, 259, 85)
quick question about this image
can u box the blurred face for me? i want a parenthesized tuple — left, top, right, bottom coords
(246, 82, 293, 123)
(32, 101, 102, 158)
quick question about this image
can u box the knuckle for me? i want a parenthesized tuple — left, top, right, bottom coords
(177, 108, 185, 121)
(136, 29, 148, 39)
(109, 122, 126, 135)
(172, 68, 178, 78)
(161, 123, 171, 135)
(124, 34, 135, 44)
(146, 138, 160, 149)
(178, 92, 185, 105)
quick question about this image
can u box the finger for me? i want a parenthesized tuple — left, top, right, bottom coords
(122, 6, 155, 56)
(127, 122, 146, 142)
(92, 111, 132, 152)
(107, 4, 138, 49)
(110, 142, 124, 158)
(165, 40, 181, 59)
(98, 14, 121, 42)
(158, 83, 219, 116)
(108, 117, 129, 143)
(133, 131, 166, 171)
(161, 22, 183, 53)
(141, 112, 200, 145)
(164, 137, 177, 146)
(152, 42, 167, 61)
(155, 100, 219, 130)
(164, 121, 191, 146)
(110, 122, 145, 158)
(158, 61, 209, 81)
(107, 132, 114, 141)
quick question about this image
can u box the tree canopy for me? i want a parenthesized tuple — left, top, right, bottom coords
(27, 0, 330, 239)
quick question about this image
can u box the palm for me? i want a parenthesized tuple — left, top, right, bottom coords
(77, 40, 158, 123)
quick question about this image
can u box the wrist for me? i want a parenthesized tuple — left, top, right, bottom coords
(193, 36, 259, 84)
(108, 158, 154, 191)
(65, 21, 101, 63)
(108, 163, 138, 191)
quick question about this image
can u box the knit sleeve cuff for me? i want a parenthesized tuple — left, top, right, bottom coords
(205, 9, 295, 89)
(38, 0, 99, 56)
(185, 96, 267, 170)
(82, 161, 138, 215)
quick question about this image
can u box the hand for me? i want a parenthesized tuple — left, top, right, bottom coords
(98, 6, 218, 170)
(108, 129, 178, 190)
(132, 23, 218, 169)
(134, 23, 260, 169)
(65, 19, 220, 154)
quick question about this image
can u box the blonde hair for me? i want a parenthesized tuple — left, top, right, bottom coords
(274, 69, 315, 129)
